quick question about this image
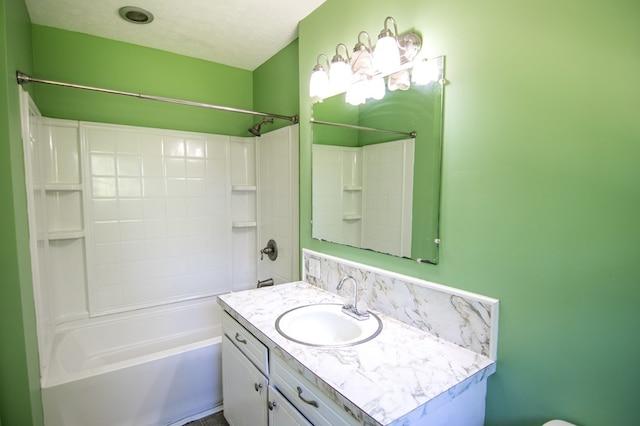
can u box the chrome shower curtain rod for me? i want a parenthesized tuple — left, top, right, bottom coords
(310, 118, 416, 138)
(16, 71, 299, 124)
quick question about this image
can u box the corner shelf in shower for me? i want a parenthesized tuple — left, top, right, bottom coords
(231, 183, 256, 228)
(48, 230, 85, 240)
(343, 186, 362, 191)
(232, 221, 257, 228)
(231, 185, 257, 192)
(45, 183, 83, 191)
(342, 214, 362, 221)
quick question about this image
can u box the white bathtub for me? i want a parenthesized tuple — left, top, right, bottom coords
(41, 296, 223, 426)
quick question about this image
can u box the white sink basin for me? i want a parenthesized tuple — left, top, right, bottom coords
(275, 303, 382, 347)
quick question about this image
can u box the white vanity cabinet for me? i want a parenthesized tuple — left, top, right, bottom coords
(268, 384, 313, 426)
(222, 335, 268, 425)
(222, 312, 354, 426)
(222, 336, 312, 426)
(270, 355, 358, 426)
(219, 278, 498, 426)
(222, 312, 269, 426)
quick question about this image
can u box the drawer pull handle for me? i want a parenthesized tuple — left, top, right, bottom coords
(235, 332, 247, 344)
(268, 401, 277, 410)
(296, 386, 319, 408)
(254, 383, 263, 392)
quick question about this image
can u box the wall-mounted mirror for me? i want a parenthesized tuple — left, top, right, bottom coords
(311, 56, 445, 263)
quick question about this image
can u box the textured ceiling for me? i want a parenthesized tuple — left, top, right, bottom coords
(25, 0, 326, 71)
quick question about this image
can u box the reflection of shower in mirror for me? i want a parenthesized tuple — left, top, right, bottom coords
(311, 56, 446, 264)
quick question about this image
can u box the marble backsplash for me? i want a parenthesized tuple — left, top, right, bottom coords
(302, 249, 499, 360)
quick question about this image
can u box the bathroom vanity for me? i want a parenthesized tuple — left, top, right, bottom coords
(217, 250, 499, 426)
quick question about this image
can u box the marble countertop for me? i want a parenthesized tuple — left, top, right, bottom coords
(218, 281, 496, 426)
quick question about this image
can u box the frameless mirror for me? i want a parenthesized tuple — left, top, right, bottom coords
(311, 56, 445, 263)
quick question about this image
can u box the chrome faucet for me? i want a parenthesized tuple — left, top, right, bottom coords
(336, 276, 370, 320)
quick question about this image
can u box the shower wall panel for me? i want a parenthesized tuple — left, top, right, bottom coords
(230, 137, 257, 292)
(81, 123, 233, 315)
(362, 139, 414, 258)
(40, 118, 88, 324)
(257, 125, 299, 284)
(311, 139, 414, 258)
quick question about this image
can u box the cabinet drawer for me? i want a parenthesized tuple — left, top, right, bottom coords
(222, 311, 268, 375)
(268, 385, 312, 426)
(271, 355, 358, 426)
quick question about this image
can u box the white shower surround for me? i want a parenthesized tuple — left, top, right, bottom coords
(20, 89, 300, 425)
(312, 139, 415, 258)
(82, 122, 234, 314)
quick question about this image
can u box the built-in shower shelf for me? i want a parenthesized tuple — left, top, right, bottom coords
(343, 186, 362, 191)
(48, 230, 85, 240)
(232, 221, 257, 228)
(45, 184, 83, 191)
(342, 214, 362, 221)
(231, 185, 257, 191)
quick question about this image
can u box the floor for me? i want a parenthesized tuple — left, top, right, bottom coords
(183, 410, 229, 426)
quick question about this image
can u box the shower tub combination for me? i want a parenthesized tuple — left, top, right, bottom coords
(41, 296, 223, 426)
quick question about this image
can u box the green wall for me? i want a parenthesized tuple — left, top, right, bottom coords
(253, 39, 299, 132)
(4, 0, 638, 424)
(1, 20, 300, 426)
(31, 25, 254, 136)
(0, 0, 43, 424)
(299, 0, 640, 425)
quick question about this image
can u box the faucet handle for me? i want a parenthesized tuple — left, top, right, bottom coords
(355, 300, 369, 316)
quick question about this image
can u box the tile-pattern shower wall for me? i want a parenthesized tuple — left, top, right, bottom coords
(82, 123, 233, 315)
(302, 249, 499, 359)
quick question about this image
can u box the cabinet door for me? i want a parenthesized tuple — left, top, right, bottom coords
(268, 385, 312, 426)
(222, 335, 268, 426)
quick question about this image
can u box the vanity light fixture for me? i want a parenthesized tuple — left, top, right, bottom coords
(329, 43, 352, 93)
(310, 16, 437, 104)
(351, 31, 375, 81)
(309, 54, 330, 98)
(346, 31, 382, 105)
(374, 16, 401, 74)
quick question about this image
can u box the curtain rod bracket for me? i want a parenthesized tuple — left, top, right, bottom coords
(16, 71, 32, 85)
(15, 71, 299, 124)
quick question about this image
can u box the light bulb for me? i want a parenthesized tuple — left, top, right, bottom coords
(351, 49, 374, 81)
(346, 81, 366, 105)
(388, 70, 410, 91)
(375, 36, 401, 74)
(309, 68, 329, 98)
(329, 61, 352, 93)
(367, 77, 386, 100)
